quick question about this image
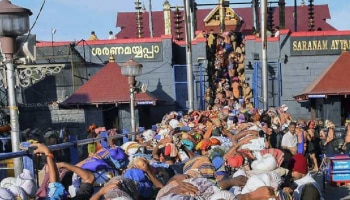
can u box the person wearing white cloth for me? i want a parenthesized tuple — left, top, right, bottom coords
(281, 122, 298, 168)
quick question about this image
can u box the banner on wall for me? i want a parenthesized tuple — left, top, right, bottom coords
(90, 42, 163, 62)
(290, 35, 350, 56)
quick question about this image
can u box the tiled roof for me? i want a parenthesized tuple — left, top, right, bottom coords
(116, 4, 336, 39)
(295, 51, 350, 97)
(62, 59, 157, 105)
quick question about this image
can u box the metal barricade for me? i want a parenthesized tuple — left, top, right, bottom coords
(0, 130, 142, 181)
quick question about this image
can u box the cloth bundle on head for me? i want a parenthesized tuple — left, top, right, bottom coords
(157, 127, 171, 140)
(1, 170, 37, 199)
(104, 189, 133, 200)
(104, 176, 139, 200)
(142, 129, 155, 142)
(123, 168, 154, 199)
(247, 125, 261, 132)
(154, 134, 162, 141)
(169, 119, 180, 129)
(8, 186, 28, 200)
(195, 138, 221, 151)
(195, 139, 211, 151)
(260, 148, 284, 167)
(215, 166, 227, 176)
(209, 137, 221, 146)
(183, 156, 215, 178)
(288, 154, 307, 175)
(16, 169, 37, 197)
(210, 190, 237, 200)
(251, 152, 277, 171)
(157, 177, 220, 200)
(212, 156, 225, 170)
(179, 125, 191, 132)
(81, 157, 112, 171)
(108, 147, 128, 169)
(121, 142, 143, 163)
(164, 143, 178, 157)
(0, 187, 15, 200)
(181, 139, 194, 150)
(121, 142, 141, 156)
(230, 170, 247, 195)
(108, 147, 127, 161)
(241, 171, 281, 194)
(0, 177, 17, 189)
(184, 177, 221, 198)
(191, 131, 203, 143)
(210, 136, 232, 148)
(208, 146, 227, 160)
(226, 154, 244, 168)
(240, 137, 265, 151)
(47, 182, 67, 200)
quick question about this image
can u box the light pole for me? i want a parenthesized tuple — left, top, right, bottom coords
(0, 0, 32, 176)
(261, 0, 268, 111)
(120, 59, 143, 141)
(51, 28, 56, 58)
(184, 0, 194, 112)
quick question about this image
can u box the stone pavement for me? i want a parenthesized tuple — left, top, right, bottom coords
(313, 173, 350, 200)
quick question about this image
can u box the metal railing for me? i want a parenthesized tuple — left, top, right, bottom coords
(0, 130, 143, 176)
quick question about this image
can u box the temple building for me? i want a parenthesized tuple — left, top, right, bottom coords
(1, 1, 349, 136)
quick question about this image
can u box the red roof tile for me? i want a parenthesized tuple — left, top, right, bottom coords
(63, 60, 157, 105)
(116, 4, 336, 39)
(295, 51, 350, 98)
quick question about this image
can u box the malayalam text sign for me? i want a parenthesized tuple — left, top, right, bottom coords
(90, 42, 162, 62)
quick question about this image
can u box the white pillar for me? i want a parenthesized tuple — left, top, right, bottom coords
(184, 0, 194, 111)
(128, 76, 136, 140)
(261, 0, 268, 110)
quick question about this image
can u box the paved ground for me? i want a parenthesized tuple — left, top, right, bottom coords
(313, 173, 350, 200)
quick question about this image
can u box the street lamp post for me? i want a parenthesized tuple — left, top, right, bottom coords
(0, 0, 32, 176)
(120, 59, 143, 141)
(51, 28, 56, 59)
(261, 0, 268, 111)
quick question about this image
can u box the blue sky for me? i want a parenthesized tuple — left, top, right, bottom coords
(12, 0, 350, 41)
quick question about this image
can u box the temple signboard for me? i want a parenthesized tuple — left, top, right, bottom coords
(89, 42, 162, 62)
(290, 35, 350, 56)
